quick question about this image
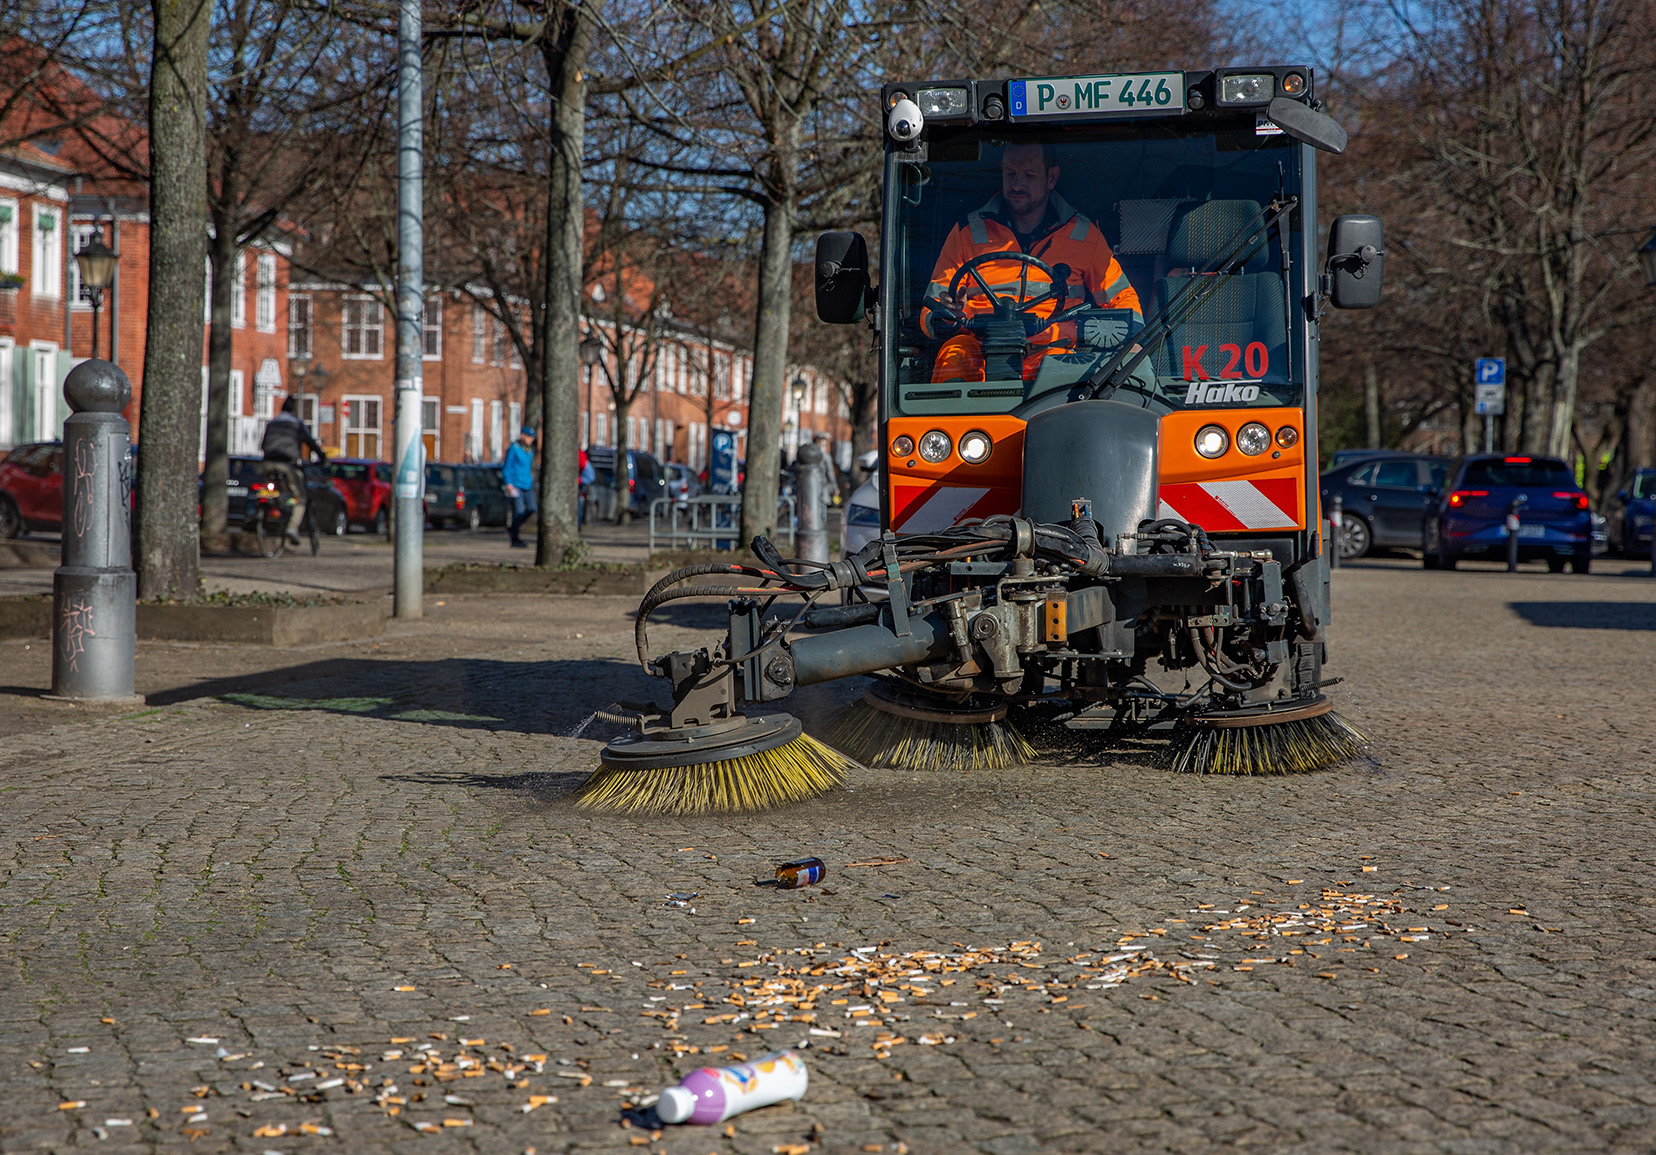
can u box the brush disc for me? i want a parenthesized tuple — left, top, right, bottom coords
(1162, 695, 1368, 775)
(579, 714, 852, 814)
(818, 682, 1036, 773)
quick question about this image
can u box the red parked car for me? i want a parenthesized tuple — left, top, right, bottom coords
(0, 441, 64, 537)
(325, 458, 393, 535)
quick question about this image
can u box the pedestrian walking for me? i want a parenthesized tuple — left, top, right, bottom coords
(504, 426, 536, 549)
(578, 447, 595, 526)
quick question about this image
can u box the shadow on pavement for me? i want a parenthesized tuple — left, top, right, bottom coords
(1508, 601, 1656, 630)
(144, 655, 656, 733)
(376, 767, 589, 802)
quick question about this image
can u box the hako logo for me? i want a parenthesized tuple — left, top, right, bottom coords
(1185, 381, 1261, 404)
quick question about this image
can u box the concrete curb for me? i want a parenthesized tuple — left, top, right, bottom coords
(137, 600, 388, 645)
(423, 565, 648, 596)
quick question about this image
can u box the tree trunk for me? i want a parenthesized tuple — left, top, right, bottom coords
(740, 175, 797, 547)
(533, 0, 603, 568)
(1547, 343, 1582, 460)
(1363, 362, 1382, 448)
(201, 215, 236, 547)
(137, 0, 209, 599)
(612, 395, 631, 524)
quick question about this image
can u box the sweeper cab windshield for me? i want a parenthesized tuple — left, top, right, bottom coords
(885, 112, 1307, 419)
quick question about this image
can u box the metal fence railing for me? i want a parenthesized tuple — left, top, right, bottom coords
(649, 494, 795, 554)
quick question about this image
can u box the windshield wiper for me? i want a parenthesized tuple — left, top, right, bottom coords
(1081, 195, 1298, 401)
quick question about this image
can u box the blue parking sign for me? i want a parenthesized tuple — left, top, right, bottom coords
(1475, 357, 1506, 386)
(709, 430, 737, 495)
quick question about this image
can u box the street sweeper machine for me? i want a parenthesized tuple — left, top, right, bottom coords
(583, 65, 1387, 814)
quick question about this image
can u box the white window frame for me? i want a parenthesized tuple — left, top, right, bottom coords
(0, 198, 17, 275)
(32, 205, 61, 298)
(469, 397, 483, 460)
(228, 368, 245, 418)
(508, 401, 521, 444)
(489, 399, 503, 460)
(422, 297, 442, 360)
(255, 252, 276, 332)
(231, 249, 246, 328)
(0, 338, 13, 449)
(341, 295, 384, 360)
(341, 393, 382, 459)
(472, 304, 486, 364)
(422, 395, 441, 459)
(492, 317, 506, 367)
(288, 294, 312, 359)
(66, 222, 98, 310)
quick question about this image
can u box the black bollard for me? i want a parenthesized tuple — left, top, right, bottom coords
(50, 360, 139, 701)
(1505, 494, 1526, 573)
(795, 442, 828, 564)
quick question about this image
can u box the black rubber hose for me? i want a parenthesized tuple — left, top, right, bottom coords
(802, 602, 884, 629)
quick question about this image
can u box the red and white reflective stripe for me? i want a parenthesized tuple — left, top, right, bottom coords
(1157, 479, 1301, 532)
(892, 486, 992, 533)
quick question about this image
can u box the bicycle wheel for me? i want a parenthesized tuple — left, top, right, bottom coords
(255, 509, 286, 558)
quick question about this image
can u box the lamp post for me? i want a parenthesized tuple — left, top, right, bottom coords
(73, 231, 118, 361)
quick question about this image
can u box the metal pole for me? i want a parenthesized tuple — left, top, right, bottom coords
(89, 291, 102, 361)
(1483, 412, 1493, 454)
(51, 360, 137, 701)
(795, 440, 827, 563)
(391, 0, 424, 618)
(1506, 495, 1524, 572)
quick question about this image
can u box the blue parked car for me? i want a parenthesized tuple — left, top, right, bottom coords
(1422, 454, 1592, 573)
(1605, 468, 1654, 558)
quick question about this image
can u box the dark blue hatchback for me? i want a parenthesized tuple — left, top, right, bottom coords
(1422, 455, 1592, 572)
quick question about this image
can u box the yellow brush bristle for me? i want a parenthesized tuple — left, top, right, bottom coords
(1163, 710, 1368, 775)
(819, 701, 1036, 773)
(576, 732, 853, 815)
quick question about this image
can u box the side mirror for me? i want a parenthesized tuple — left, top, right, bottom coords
(1266, 97, 1348, 154)
(1327, 214, 1385, 309)
(856, 449, 878, 471)
(815, 231, 870, 324)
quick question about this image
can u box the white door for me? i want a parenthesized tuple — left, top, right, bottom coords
(0, 339, 12, 448)
(30, 342, 58, 441)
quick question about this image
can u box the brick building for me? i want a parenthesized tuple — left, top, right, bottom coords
(288, 283, 853, 473)
(0, 60, 294, 455)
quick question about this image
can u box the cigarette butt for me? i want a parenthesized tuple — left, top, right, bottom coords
(1361, 866, 1377, 873)
(59, 1101, 85, 1110)
(530, 1009, 551, 1016)
(394, 985, 416, 992)
(1394, 954, 1408, 960)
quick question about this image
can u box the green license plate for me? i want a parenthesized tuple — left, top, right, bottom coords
(1008, 72, 1184, 120)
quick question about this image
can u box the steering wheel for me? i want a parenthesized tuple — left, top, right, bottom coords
(926, 250, 1090, 340)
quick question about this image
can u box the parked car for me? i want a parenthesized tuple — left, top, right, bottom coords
(1326, 447, 1428, 471)
(1604, 468, 1655, 558)
(461, 465, 508, 528)
(1320, 453, 1452, 559)
(218, 456, 349, 536)
(840, 451, 882, 560)
(665, 462, 704, 505)
(423, 463, 473, 529)
(326, 458, 393, 535)
(586, 448, 668, 521)
(0, 440, 63, 537)
(1422, 454, 1592, 572)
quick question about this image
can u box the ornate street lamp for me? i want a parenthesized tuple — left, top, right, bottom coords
(73, 231, 118, 361)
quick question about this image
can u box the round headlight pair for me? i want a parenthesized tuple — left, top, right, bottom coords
(1195, 422, 1274, 459)
(893, 430, 993, 464)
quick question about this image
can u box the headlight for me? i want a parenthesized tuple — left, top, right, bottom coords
(1194, 425, 1229, 459)
(1219, 73, 1275, 105)
(916, 86, 969, 118)
(958, 430, 992, 464)
(1236, 422, 1271, 456)
(892, 435, 914, 457)
(918, 430, 952, 463)
(1275, 425, 1299, 449)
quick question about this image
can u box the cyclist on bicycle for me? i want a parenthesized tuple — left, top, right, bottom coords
(260, 396, 328, 544)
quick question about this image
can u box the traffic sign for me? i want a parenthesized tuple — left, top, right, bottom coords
(1475, 357, 1505, 386)
(1474, 382, 1505, 416)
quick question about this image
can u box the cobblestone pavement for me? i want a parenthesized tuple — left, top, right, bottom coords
(3, 561, 1656, 1153)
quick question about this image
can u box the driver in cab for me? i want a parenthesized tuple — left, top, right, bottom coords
(922, 141, 1142, 382)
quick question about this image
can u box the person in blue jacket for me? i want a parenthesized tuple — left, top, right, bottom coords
(503, 426, 536, 549)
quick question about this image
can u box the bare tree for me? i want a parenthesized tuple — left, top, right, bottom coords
(200, 0, 382, 546)
(137, 0, 211, 597)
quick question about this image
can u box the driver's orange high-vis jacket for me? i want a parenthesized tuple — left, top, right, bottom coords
(922, 193, 1142, 383)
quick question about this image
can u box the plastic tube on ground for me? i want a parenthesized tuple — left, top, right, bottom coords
(655, 1050, 809, 1125)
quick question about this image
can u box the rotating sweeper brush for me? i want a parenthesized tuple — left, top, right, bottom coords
(821, 679, 1036, 774)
